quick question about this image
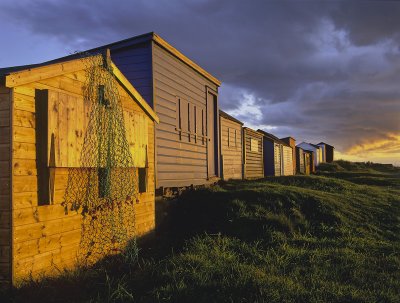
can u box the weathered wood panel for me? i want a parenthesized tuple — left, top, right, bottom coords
(243, 128, 263, 179)
(153, 43, 219, 188)
(274, 144, 282, 176)
(10, 70, 157, 283)
(0, 87, 11, 287)
(220, 115, 242, 180)
(112, 44, 153, 107)
(282, 145, 294, 176)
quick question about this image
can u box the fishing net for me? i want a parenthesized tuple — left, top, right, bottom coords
(63, 53, 138, 265)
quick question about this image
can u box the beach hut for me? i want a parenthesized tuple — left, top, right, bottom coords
(219, 110, 243, 180)
(296, 146, 311, 175)
(304, 150, 315, 173)
(318, 142, 335, 163)
(0, 54, 159, 285)
(44, 32, 222, 192)
(297, 142, 322, 168)
(296, 146, 305, 174)
(281, 137, 296, 174)
(243, 127, 264, 179)
(257, 130, 294, 176)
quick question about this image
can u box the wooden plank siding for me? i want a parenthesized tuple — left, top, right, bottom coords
(220, 114, 242, 180)
(282, 145, 294, 176)
(151, 43, 219, 188)
(0, 86, 11, 288)
(9, 68, 156, 283)
(111, 44, 153, 107)
(243, 128, 263, 179)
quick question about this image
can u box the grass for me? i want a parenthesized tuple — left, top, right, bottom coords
(2, 161, 400, 302)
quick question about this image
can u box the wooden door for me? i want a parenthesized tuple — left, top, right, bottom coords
(207, 92, 217, 177)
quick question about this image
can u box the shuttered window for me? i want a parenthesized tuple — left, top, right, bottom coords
(228, 128, 237, 148)
(250, 138, 258, 152)
(201, 109, 205, 145)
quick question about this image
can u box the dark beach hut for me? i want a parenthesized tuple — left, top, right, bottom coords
(257, 130, 294, 176)
(318, 142, 335, 163)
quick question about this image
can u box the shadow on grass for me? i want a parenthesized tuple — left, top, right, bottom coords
(2, 165, 400, 303)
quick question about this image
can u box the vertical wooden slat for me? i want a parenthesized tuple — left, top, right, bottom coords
(58, 93, 68, 167)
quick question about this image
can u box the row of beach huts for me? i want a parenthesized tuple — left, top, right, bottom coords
(220, 110, 334, 180)
(0, 32, 333, 285)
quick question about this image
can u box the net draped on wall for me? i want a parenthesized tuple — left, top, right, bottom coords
(63, 52, 139, 265)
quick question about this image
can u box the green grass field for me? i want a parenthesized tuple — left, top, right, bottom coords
(3, 161, 400, 302)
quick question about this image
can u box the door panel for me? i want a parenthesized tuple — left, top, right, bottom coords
(207, 92, 217, 177)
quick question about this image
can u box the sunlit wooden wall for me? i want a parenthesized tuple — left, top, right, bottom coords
(8, 68, 155, 283)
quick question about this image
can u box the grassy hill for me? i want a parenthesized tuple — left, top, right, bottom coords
(4, 161, 400, 302)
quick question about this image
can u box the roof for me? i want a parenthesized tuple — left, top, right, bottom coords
(1, 32, 221, 87)
(257, 129, 289, 147)
(2, 54, 159, 123)
(318, 142, 335, 149)
(310, 143, 321, 149)
(297, 142, 320, 152)
(280, 136, 296, 141)
(219, 110, 244, 125)
(243, 127, 263, 138)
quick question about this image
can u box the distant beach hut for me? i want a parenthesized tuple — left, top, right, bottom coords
(219, 110, 243, 180)
(243, 127, 264, 179)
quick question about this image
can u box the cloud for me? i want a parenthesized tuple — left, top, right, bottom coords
(0, 0, 399, 163)
(346, 133, 400, 155)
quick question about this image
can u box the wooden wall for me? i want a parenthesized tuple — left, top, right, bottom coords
(282, 145, 294, 176)
(0, 86, 11, 287)
(152, 43, 219, 188)
(296, 147, 305, 174)
(10, 69, 155, 283)
(243, 128, 263, 179)
(112, 44, 154, 107)
(220, 115, 242, 180)
(274, 143, 282, 176)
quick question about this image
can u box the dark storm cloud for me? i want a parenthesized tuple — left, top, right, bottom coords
(0, 0, 399, 159)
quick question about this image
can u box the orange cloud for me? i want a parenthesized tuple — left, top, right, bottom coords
(336, 133, 400, 166)
(346, 133, 400, 155)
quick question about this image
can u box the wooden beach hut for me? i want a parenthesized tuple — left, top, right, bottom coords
(243, 127, 264, 179)
(47, 32, 222, 192)
(0, 54, 159, 286)
(296, 146, 311, 175)
(219, 110, 243, 180)
(257, 130, 294, 176)
(318, 142, 334, 163)
(280, 137, 296, 174)
(297, 142, 322, 168)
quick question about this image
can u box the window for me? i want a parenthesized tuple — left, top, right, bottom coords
(194, 105, 197, 143)
(201, 109, 205, 145)
(227, 128, 230, 147)
(250, 138, 258, 152)
(234, 129, 237, 148)
(138, 167, 147, 193)
(187, 102, 191, 142)
(228, 128, 237, 148)
(176, 97, 182, 140)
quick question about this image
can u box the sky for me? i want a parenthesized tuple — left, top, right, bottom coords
(0, 0, 399, 165)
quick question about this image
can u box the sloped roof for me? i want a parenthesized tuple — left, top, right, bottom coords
(318, 142, 335, 148)
(1, 32, 221, 87)
(2, 54, 159, 123)
(257, 129, 289, 147)
(219, 110, 244, 125)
